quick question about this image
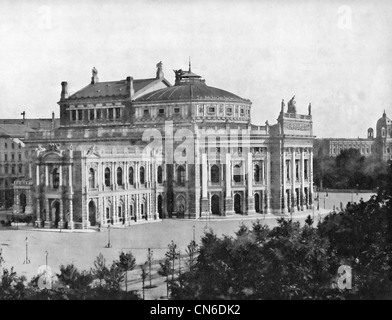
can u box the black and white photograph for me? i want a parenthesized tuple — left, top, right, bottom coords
(0, 0, 391, 307)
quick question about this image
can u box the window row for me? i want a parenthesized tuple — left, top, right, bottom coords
(0, 164, 23, 175)
(69, 107, 122, 122)
(3, 142, 21, 149)
(0, 153, 22, 161)
(88, 165, 164, 189)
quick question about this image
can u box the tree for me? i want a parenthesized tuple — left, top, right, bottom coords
(165, 240, 179, 282)
(115, 251, 136, 292)
(158, 258, 171, 298)
(185, 240, 198, 272)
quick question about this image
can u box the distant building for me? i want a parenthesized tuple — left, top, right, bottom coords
(315, 111, 392, 161)
(0, 116, 60, 213)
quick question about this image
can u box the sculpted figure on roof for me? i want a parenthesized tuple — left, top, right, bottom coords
(174, 69, 184, 81)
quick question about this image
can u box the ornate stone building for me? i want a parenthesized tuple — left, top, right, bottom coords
(316, 110, 392, 161)
(18, 62, 315, 229)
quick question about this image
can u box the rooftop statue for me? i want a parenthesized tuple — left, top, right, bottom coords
(92, 67, 98, 77)
(308, 102, 312, 116)
(287, 95, 297, 114)
(174, 69, 184, 81)
(156, 61, 164, 79)
(281, 99, 285, 113)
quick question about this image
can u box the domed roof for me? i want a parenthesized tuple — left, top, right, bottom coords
(376, 111, 391, 129)
(135, 68, 249, 103)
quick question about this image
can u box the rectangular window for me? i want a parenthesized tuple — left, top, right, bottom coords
(108, 108, 114, 119)
(174, 108, 180, 113)
(240, 109, 244, 115)
(159, 108, 165, 114)
(208, 107, 215, 113)
(4, 143, 7, 149)
(226, 107, 232, 114)
(96, 109, 101, 119)
(11, 166, 15, 174)
(11, 143, 14, 149)
(19, 165, 22, 174)
(115, 108, 121, 119)
(77, 109, 83, 121)
(11, 154, 14, 161)
(18, 154, 21, 161)
(72, 110, 77, 121)
(144, 109, 149, 115)
(4, 154, 7, 161)
(90, 109, 95, 120)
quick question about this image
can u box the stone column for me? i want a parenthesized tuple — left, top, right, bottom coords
(59, 165, 63, 187)
(68, 199, 74, 229)
(36, 164, 40, 186)
(282, 148, 287, 214)
(68, 164, 73, 191)
(291, 149, 296, 213)
(136, 194, 141, 221)
(265, 148, 272, 214)
(247, 152, 255, 214)
(201, 153, 209, 216)
(36, 198, 42, 227)
(309, 149, 314, 208)
(45, 165, 49, 187)
(44, 198, 52, 228)
(224, 153, 234, 215)
(58, 199, 65, 228)
(300, 149, 305, 210)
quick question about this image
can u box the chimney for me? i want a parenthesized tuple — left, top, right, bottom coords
(126, 76, 134, 98)
(52, 111, 55, 130)
(61, 81, 68, 100)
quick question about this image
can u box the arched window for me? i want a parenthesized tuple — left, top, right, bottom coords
(129, 167, 134, 185)
(140, 166, 145, 184)
(233, 165, 241, 183)
(177, 166, 186, 184)
(382, 127, 386, 137)
(157, 166, 163, 184)
(254, 164, 260, 182)
(211, 165, 220, 183)
(105, 168, 111, 187)
(117, 167, 123, 186)
(89, 168, 95, 189)
(52, 168, 59, 189)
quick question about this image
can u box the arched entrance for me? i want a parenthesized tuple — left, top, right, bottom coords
(254, 193, 260, 213)
(20, 193, 26, 213)
(176, 195, 186, 217)
(234, 193, 242, 214)
(211, 194, 220, 215)
(157, 195, 163, 219)
(51, 200, 60, 228)
(89, 200, 96, 226)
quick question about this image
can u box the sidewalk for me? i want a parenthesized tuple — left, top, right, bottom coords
(179, 208, 331, 222)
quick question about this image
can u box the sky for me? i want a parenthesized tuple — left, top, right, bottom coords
(0, 0, 391, 138)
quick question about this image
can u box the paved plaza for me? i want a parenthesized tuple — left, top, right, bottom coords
(0, 192, 374, 299)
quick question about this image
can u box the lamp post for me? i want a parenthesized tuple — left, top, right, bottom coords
(105, 224, 112, 248)
(192, 225, 195, 243)
(45, 250, 48, 271)
(23, 237, 30, 264)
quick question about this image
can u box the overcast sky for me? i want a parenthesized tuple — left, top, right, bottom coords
(0, 0, 391, 138)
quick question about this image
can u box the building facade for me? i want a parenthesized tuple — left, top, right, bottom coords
(316, 111, 392, 161)
(18, 63, 315, 229)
